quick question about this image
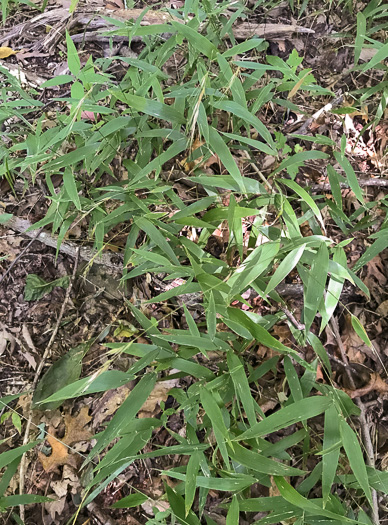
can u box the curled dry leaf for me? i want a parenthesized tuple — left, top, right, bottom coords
(344, 372, 388, 399)
(340, 314, 370, 364)
(138, 378, 179, 418)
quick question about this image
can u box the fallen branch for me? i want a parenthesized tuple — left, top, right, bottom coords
(310, 178, 388, 192)
(0, 6, 314, 51)
(231, 22, 314, 40)
(1, 214, 123, 274)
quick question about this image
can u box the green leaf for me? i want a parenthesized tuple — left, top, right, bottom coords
(213, 100, 275, 148)
(226, 495, 239, 525)
(24, 274, 70, 302)
(265, 245, 305, 294)
(235, 396, 333, 441)
(274, 477, 358, 523)
(228, 442, 305, 476)
(222, 39, 266, 58)
(227, 308, 311, 368)
(352, 231, 388, 272)
(303, 242, 329, 333)
(0, 494, 53, 508)
(63, 168, 81, 210)
(228, 241, 280, 299)
(40, 369, 136, 405)
(164, 471, 257, 491)
(280, 179, 325, 230)
(207, 127, 245, 192)
(351, 315, 372, 347)
(283, 356, 303, 403)
(32, 344, 88, 410)
(85, 372, 157, 463)
(339, 418, 372, 505)
(40, 75, 75, 88)
(355, 12, 366, 65)
(334, 151, 364, 204)
(135, 217, 180, 265)
(322, 405, 341, 506)
(66, 30, 81, 76)
(227, 352, 256, 427)
(185, 451, 200, 516)
(171, 21, 218, 59)
(206, 292, 216, 341)
(320, 247, 347, 333)
(111, 493, 148, 508)
(0, 213, 13, 224)
(274, 151, 328, 176)
(0, 441, 40, 470)
(166, 485, 201, 525)
(119, 92, 185, 124)
(200, 387, 230, 467)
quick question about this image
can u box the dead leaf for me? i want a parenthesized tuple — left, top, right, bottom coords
(340, 314, 370, 364)
(39, 407, 92, 472)
(0, 326, 16, 356)
(344, 372, 388, 399)
(106, 0, 124, 8)
(0, 46, 18, 59)
(376, 300, 388, 317)
(359, 48, 378, 63)
(180, 138, 205, 172)
(45, 496, 67, 521)
(138, 378, 179, 418)
(92, 384, 132, 428)
(39, 427, 73, 472)
(21, 351, 37, 370)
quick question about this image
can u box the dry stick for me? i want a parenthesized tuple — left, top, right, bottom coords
(18, 248, 80, 522)
(1, 213, 123, 274)
(0, 228, 43, 285)
(310, 178, 388, 192)
(329, 318, 379, 525)
(289, 94, 344, 136)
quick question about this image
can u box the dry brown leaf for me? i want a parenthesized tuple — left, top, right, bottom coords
(138, 378, 179, 418)
(92, 384, 132, 428)
(63, 406, 92, 444)
(44, 495, 67, 522)
(0, 46, 18, 59)
(341, 314, 369, 364)
(180, 138, 205, 172)
(39, 427, 74, 472)
(376, 300, 388, 317)
(39, 407, 91, 472)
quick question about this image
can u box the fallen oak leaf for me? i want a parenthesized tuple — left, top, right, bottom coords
(39, 407, 92, 472)
(38, 426, 77, 472)
(63, 406, 92, 444)
(0, 46, 18, 59)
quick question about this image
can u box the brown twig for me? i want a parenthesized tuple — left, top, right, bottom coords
(289, 94, 344, 136)
(329, 318, 379, 525)
(280, 306, 305, 330)
(309, 178, 388, 192)
(1, 213, 123, 274)
(18, 248, 80, 521)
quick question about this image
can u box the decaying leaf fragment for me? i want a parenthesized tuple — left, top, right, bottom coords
(0, 46, 18, 59)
